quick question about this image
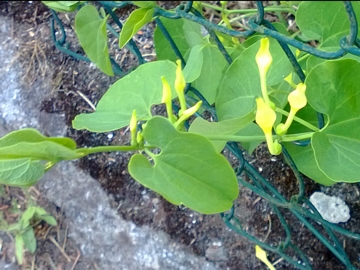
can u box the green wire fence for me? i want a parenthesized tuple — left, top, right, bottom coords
(49, 1, 360, 269)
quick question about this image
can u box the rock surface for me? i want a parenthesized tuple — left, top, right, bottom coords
(0, 14, 217, 270)
(309, 192, 350, 224)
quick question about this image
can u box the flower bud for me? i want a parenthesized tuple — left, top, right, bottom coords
(175, 59, 187, 116)
(175, 59, 186, 96)
(161, 76, 172, 104)
(130, 109, 137, 133)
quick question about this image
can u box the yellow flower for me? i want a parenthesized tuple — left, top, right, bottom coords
(255, 97, 276, 134)
(255, 97, 281, 155)
(161, 76, 176, 124)
(288, 83, 307, 111)
(255, 245, 276, 270)
(174, 101, 203, 130)
(256, 38, 273, 107)
(175, 59, 187, 116)
(276, 83, 307, 136)
(161, 76, 172, 104)
(130, 110, 137, 146)
(256, 38, 273, 77)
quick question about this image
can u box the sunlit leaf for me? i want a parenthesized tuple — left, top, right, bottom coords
(306, 59, 360, 182)
(73, 61, 177, 132)
(119, 8, 154, 48)
(129, 117, 238, 214)
(75, 5, 113, 76)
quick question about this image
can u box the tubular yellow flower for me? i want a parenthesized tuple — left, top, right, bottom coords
(175, 59, 187, 115)
(256, 38, 273, 77)
(161, 76, 176, 124)
(174, 101, 203, 130)
(255, 97, 276, 134)
(256, 38, 273, 107)
(161, 76, 172, 104)
(255, 97, 281, 155)
(284, 72, 297, 89)
(130, 110, 137, 146)
(288, 82, 307, 111)
(276, 83, 307, 136)
(255, 245, 276, 270)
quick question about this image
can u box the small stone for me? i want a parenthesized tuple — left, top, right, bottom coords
(205, 244, 227, 261)
(309, 192, 350, 224)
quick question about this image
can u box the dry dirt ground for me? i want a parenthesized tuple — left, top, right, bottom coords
(0, 1, 360, 269)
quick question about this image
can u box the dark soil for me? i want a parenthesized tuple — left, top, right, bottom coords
(1, 1, 360, 269)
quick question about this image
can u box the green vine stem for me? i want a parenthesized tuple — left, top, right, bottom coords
(275, 108, 320, 132)
(200, 2, 296, 16)
(205, 131, 313, 143)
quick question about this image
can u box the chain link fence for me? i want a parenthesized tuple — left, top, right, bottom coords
(48, 1, 360, 269)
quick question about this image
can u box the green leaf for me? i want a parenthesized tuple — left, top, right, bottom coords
(236, 123, 264, 154)
(283, 143, 336, 186)
(42, 1, 82, 12)
(182, 20, 205, 48)
(0, 128, 76, 150)
(119, 8, 154, 49)
(154, 18, 203, 62)
(189, 109, 256, 152)
(38, 214, 57, 226)
(15, 234, 24, 265)
(183, 45, 203, 83)
(0, 129, 80, 166)
(73, 60, 177, 132)
(132, 1, 156, 8)
(22, 228, 36, 253)
(296, 2, 360, 43)
(75, 5, 113, 76)
(0, 141, 80, 163)
(191, 45, 229, 104)
(306, 59, 360, 182)
(128, 117, 238, 214)
(216, 38, 293, 120)
(0, 159, 44, 187)
(33, 206, 58, 226)
(20, 207, 37, 229)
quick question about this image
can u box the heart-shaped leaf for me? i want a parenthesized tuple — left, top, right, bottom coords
(42, 1, 82, 12)
(0, 128, 76, 150)
(296, 2, 360, 43)
(283, 143, 336, 186)
(0, 159, 44, 187)
(75, 5, 113, 76)
(0, 129, 80, 162)
(128, 117, 238, 214)
(154, 18, 203, 62)
(189, 109, 256, 152)
(306, 59, 360, 182)
(73, 60, 177, 132)
(119, 7, 154, 49)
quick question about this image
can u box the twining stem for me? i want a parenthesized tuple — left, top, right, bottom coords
(200, 3, 296, 15)
(275, 108, 320, 132)
(205, 132, 313, 142)
(75, 145, 155, 156)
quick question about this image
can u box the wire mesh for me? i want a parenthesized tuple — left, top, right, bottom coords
(48, 1, 360, 268)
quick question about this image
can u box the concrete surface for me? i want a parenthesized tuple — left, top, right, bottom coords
(0, 15, 217, 270)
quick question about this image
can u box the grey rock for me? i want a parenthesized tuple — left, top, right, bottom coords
(309, 192, 350, 224)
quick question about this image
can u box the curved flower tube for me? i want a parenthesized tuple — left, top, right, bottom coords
(255, 97, 282, 155)
(276, 83, 307, 135)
